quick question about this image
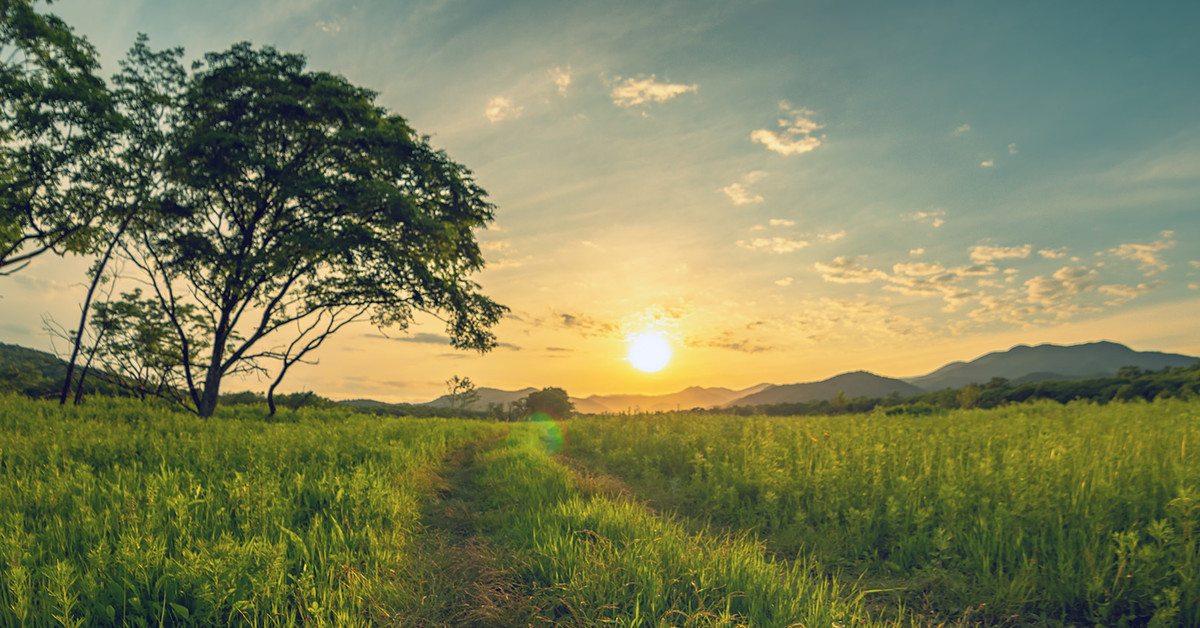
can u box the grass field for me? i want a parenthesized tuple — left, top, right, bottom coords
(1, 395, 1196, 626)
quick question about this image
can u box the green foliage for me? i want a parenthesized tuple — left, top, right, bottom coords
(0, 0, 119, 273)
(522, 386, 574, 419)
(0, 394, 498, 626)
(108, 40, 507, 416)
(565, 400, 1200, 625)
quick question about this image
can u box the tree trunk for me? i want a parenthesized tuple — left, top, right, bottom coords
(60, 218, 128, 404)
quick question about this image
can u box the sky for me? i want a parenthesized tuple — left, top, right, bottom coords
(3, 0, 1200, 402)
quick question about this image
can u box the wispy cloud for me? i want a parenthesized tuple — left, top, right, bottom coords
(814, 256, 888, 283)
(980, 159, 995, 168)
(751, 101, 823, 156)
(550, 66, 571, 95)
(819, 230, 846, 242)
(737, 237, 808, 254)
(721, 183, 763, 205)
(954, 123, 971, 136)
(893, 262, 946, 276)
(905, 209, 946, 228)
(768, 218, 795, 227)
(721, 171, 769, 205)
(775, 277, 794, 287)
(1038, 247, 1069, 259)
(1107, 230, 1176, 275)
(1099, 281, 1162, 306)
(315, 19, 342, 33)
(969, 244, 1032, 264)
(610, 74, 697, 106)
(1023, 266, 1098, 315)
(485, 96, 523, 122)
(1009, 143, 1019, 155)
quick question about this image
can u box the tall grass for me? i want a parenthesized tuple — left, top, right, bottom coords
(0, 395, 497, 626)
(469, 422, 879, 627)
(565, 399, 1200, 625)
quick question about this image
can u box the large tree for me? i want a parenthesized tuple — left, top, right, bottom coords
(119, 42, 505, 416)
(0, 0, 117, 274)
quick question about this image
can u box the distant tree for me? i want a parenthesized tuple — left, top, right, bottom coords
(445, 375, 479, 412)
(830, 391, 848, 413)
(109, 42, 505, 417)
(0, 0, 118, 274)
(523, 387, 573, 419)
(959, 383, 981, 409)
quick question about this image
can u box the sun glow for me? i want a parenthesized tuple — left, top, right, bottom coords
(627, 332, 672, 373)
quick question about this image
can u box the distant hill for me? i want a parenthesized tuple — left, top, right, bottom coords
(422, 386, 538, 411)
(579, 384, 773, 414)
(728, 371, 923, 406)
(0, 342, 68, 380)
(905, 341, 1198, 391)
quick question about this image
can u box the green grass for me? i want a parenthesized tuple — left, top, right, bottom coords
(563, 399, 1200, 626)
(3, 395, 1196, 626)
(467, 421, 876, 627)
(0, 394, 498, 626)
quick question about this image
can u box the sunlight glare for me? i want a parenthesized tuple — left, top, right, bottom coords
(627, 332, 672, 373)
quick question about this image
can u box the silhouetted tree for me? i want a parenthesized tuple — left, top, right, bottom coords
(112, 42, 505, 417)
(523, 387, 574, 418)
(445, 375, 479, 412)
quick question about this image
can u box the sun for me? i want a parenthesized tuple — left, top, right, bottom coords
(627, 332, 672, 373)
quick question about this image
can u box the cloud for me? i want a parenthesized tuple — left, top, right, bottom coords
(737, 237, 808, 254)
(315, 20, 342, 33)
(610, 75, 697, 106)
(751, 101, 823, 156)
(721, 172, 769, 205)
(954, 124, 971, 136)
(892, 262, 946, 276)
(373, 332, 452, 345)
(550, 66, 571, 95)
(485, 96, 523, 122)
(1009, 143, 1019, 155)
(686, 332, 774, 354)
(1038, 247, 1069, 259)
(980, 159, 994, 168)
(555, 312, 618, 337)
(910, 248, 925, 256)
(1099, 281, 1162, 306)
(1106, 231, 1176, 275)
(819, 230, 846, 242)
(775, 277, 794, 287)
(768, 218, 795, 227)
(721, 183, 763, 205)
(814, 256, 888, 283)
(905, 210, 946, 228)
(1024, 266, 1098, 311)
(969, 244, 1032, 264)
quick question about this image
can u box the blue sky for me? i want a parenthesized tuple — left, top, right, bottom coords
(4, 0, 1199, 400)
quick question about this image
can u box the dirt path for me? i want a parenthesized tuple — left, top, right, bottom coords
(397, 435, 551, 627)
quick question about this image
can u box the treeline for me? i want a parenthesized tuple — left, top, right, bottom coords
(719, 363, 1200, 417)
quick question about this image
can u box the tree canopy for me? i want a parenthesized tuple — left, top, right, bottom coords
(108, 41, 506, 416)
(0, 0, 118, 273)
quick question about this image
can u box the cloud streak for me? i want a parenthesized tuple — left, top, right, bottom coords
(611, 75, 697, 106)
(751, 101, 823, 156)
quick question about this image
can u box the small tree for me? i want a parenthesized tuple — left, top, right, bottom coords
(523, 387, 573, 419)
(445, 375, 479, 413)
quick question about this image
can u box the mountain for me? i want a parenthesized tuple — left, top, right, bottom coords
(422, 386, 538, 411)
(905, 341, 1198, 391)
(727, 371, 924, 406)
(578, 384, 773, 414)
